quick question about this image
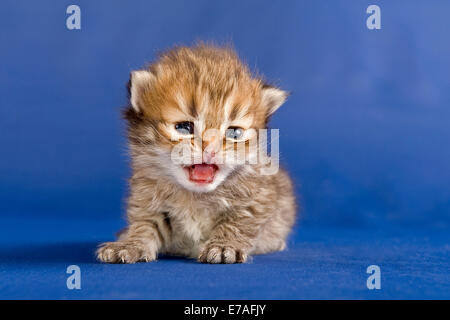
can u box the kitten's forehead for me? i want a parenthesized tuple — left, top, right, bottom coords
(177, 84, 257, 131)
(138, 44, 270, 128)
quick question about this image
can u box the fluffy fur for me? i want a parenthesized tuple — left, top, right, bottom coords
(97, 44, 296, 264)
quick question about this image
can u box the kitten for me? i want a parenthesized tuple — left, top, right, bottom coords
(97, 44, 296, 264)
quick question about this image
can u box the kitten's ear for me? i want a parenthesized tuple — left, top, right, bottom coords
(261, 85, 288, 116)
(129, 70, 156, 113)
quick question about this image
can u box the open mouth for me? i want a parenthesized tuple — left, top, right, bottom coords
(184, 164, 219, 184)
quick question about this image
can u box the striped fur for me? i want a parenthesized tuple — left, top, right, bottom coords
(97, 44, 296, 264)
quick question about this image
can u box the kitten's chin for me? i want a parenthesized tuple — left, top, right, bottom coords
(171, 163, 232, 193)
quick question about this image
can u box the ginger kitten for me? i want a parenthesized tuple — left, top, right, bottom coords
(97, 44, 296, 264)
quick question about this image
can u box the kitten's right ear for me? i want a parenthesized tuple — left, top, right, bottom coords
(260, 84, 288, 116)
(129, 70, 155, 113)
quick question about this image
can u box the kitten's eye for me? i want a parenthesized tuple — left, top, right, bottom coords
(225, 127, 244, 140)
(175, 121, 194, 135)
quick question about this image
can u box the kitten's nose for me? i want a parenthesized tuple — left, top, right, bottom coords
(201, 131, 220, 163)
(202, 149, 216, 164)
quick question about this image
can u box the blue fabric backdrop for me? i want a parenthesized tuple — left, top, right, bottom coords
(0, 0, 449, 299)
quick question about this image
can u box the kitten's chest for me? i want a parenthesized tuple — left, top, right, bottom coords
(164, 201, 219, 257)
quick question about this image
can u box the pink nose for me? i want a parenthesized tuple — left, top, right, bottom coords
(203, 150, 216, 163)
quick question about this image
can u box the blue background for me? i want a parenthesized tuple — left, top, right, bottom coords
(0, 0, 449, 299)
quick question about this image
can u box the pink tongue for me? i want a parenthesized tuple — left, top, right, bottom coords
(189, 164, 217, 182)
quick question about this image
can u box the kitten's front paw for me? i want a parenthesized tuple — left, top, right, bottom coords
(96, 241, 157, 264)
(198, 244, 248, 264)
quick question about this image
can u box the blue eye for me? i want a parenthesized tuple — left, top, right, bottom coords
(226, 127, 244, 140)
(175, 122, 194, 135)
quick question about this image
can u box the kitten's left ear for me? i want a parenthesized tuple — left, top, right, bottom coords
(261, 85, 289, 116)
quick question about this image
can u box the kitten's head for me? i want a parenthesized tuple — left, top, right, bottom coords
(125, 44, 287, 192)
